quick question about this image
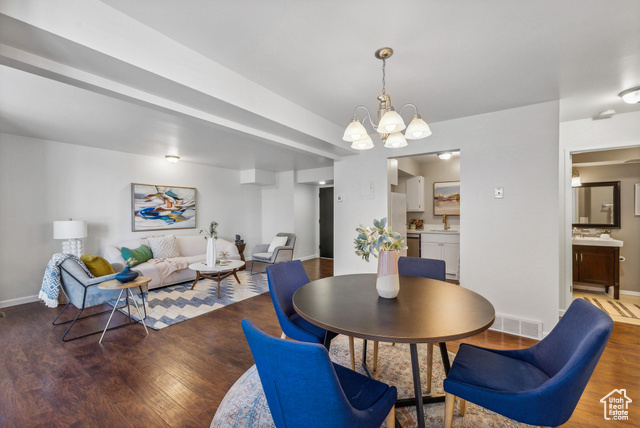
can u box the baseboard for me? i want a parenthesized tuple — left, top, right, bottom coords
(0, 294, 39, 309)
(573, 284, 605, 293)
(296, 254, 319, 261)
(621, 290, 640, 297)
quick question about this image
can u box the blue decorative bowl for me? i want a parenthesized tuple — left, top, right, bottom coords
(115, 267, 139, 283)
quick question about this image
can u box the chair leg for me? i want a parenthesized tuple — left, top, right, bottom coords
(384, 405, 395, 427)
(349, 336, 355, 370)
(444, 393, 455, 428)
(458, 398, 466, 416)
(373, 341, 379, 372)
(426, 343, 433, 393)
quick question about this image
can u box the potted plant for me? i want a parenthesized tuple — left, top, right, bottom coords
(200, 220, 219, 267)
(354, 217, 406, 298)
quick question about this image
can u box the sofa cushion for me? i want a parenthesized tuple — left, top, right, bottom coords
(120, 245, 153, 266)
(147, 235, 180, 258)
(253, 252, 273, 262)
(268, 236, 288, 253)
(80, 254, 115, 277)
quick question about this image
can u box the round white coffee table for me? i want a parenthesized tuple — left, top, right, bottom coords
(189, 260, 246, 298)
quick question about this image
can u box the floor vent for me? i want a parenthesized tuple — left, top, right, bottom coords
(490, 314, 542, 339)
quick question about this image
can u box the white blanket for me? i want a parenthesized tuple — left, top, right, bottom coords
(148, 257, 190, 281)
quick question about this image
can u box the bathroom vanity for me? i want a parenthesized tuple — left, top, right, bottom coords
(572, 237, 623, 299)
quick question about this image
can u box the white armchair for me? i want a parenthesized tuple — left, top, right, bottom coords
(250, 233, 296, 273)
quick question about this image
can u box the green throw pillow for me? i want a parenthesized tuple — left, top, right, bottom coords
(120, 245, 153, 266)
(80, 254, 115, 277)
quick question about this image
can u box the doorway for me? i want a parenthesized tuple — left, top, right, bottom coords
(319, 187, 334, 258)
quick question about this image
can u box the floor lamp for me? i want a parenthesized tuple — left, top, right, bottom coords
(53, 220, 87, 258)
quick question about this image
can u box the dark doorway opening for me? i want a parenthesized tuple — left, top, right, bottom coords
(319, 187, 334, 259)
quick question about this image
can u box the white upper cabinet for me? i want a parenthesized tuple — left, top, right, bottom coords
(406, 176, 424, 212)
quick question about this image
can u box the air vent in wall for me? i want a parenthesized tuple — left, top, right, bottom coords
(489, 314, 543, 339)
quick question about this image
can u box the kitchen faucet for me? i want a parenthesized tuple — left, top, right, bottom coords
(443, 214, 450, 230)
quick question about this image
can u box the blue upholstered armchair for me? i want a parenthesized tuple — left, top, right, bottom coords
(250, 232, 296, 273)
(242, 319, 397, 428)
(443, 298, 613, 427)
(53, 258, 146, 341)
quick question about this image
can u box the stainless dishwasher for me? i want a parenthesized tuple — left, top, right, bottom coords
(407, 233, 420, 258)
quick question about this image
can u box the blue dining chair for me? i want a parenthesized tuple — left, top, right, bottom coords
(266, 260, 356, 369)
(443, 298, 613, 427)
(242, 319, 397, 428)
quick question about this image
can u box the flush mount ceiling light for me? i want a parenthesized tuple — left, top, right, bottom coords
(165, 155, 180, 163)
(618, 86, 640, 104)
(438, 152, 452, 160)
(343, 47, 432, 150)
(571, 169, 581, 187)
(319, 180, 326, 185)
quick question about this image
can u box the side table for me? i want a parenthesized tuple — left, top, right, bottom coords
(98, 276, 151, 343)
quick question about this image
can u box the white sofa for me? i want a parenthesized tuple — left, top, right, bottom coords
(103, 235, 240, 290)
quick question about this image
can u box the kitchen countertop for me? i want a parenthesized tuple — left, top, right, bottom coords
(407, 229, 460, 235)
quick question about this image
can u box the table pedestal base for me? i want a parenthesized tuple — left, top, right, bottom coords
(191, 268, 241, 298)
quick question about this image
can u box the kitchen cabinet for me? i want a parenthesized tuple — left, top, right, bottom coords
(421, 232, 459, 279)
(406, 176, 424, 212)
(572, 245, 620, 299)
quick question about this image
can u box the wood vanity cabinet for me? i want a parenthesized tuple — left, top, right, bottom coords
(572, 245, 620, 299)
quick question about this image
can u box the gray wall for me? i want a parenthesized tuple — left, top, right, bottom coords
(575, 163, 640, 293)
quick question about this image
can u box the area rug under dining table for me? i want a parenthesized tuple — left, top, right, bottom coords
(211, 335, 539, 428)
(111, 271, 269, 330)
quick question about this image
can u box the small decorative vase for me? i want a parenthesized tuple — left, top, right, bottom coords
(376, 250, 400, 299)
(206, 237, 217, 267)
(115, 266, 139, 283)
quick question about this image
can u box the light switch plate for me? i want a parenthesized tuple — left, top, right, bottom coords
(495, 187, 504, 199)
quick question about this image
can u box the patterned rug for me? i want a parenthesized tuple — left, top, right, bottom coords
(581, 296, 640, 326)
(111, 271, 269, 330)
(211, 335, 539, 428)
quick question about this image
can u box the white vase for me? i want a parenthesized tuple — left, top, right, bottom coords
(376, 250, 400, 299)
(206, 237, 217, 267)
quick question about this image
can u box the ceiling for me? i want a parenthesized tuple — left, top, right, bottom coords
(1, 0, 639, 171)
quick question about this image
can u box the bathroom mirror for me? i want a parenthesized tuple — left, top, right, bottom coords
(572, 181, 621, 228)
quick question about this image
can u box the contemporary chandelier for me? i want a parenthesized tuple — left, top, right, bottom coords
(343, 47, 432, 150)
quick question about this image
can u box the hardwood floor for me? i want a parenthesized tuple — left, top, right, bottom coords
(0, 258, 637, 427)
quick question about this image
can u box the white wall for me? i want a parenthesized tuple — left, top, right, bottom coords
(335, 101, 560, 334)
(559, 111, 640, 308)
(0, 133, 263, 307)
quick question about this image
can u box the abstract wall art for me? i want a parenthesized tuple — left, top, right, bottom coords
(433, 181, 460, 216)
(131, 183, 196, 231)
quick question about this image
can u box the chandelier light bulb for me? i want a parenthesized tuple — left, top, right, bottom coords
(384, 132, 408, 148)
(343, 118, 368, 142)
(405, 115, 432, 139)
(351, 135, 374, 150)
(378, 110, 406, 133)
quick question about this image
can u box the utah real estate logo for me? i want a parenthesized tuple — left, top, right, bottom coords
(600, 389, 632, 421)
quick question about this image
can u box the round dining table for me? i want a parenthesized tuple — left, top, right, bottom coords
(293, 273, 495, 428)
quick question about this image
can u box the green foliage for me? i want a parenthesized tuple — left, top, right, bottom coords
(200, 220, 219, 239)
(354, 217, 407, 262)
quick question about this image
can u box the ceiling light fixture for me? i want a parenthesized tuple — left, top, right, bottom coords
(571, 169, 581, 187)
(438, 152, 452, 160)
(165, 155, 180, 163)
(319, 181, 326, 185)
(618, 86, 640, 104)
(343, 47, 432, 150)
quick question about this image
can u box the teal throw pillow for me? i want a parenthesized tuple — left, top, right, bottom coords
(120, 245, 153, 266)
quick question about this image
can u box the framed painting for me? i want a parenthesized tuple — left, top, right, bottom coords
(131, 183, 196, 232)
(433, 181, 460, 216)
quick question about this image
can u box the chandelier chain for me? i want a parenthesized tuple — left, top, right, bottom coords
(381, 58, 386, 95)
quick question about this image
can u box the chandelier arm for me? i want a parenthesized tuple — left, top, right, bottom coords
(352, 105, 381, 130)
(399, 103, 419, 118)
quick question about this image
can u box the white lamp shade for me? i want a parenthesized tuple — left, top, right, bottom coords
(351, 135, 374, 150)
(53, 220, 87, 239)
(377, 110, 406, 133)
(405, 115, 432, 139)
(343, 119, 368, 142)
(384, 132, 408, 148)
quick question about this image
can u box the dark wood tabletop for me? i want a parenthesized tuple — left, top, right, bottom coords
(293, 273, 495, 344)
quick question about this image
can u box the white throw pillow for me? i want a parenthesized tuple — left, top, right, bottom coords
(267, 236, 288, 253)
(147, 235, 180, 259)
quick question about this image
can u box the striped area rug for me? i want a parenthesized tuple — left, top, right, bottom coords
(582, 296, 640, 326)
